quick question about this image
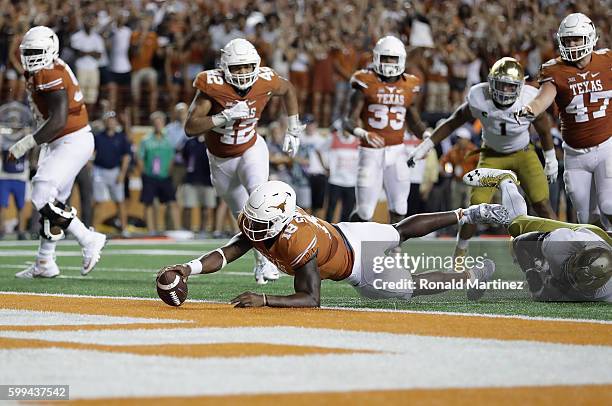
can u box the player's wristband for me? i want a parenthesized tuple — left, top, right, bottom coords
(187, 259, 203, 275)
(287, 114, 300, 131)
(212, 113, 228, 127)
(543, 149, 556, 162)
(213, 248, 227, 270)
(353, 127, 368, 139)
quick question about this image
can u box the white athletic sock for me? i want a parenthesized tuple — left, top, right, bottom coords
(253, 249, 268, 267)
(37, 238, 57, 263)
(456, 238, 469, 250)
(500, 180, 528, 219)
(66, 217, 92, 245)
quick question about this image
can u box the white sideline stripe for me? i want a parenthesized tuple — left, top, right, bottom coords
(0, 239, 231, 247)
(0, 236, 507, 248)
(0, 292, 609, 325)
(0, 249, 208, 257)
(0, 309, 185, 326)
(0, 329, 610, 398)
(0, 264, 257, 277)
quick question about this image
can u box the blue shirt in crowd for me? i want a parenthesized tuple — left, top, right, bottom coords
(94, 130, 132, 169)
(182, 137, 212, 186)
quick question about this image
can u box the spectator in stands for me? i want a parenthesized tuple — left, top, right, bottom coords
(130, 16, 159, 124)
(181, 136, 216, 235)
(6, 20, 27, 102)
(137, 111, 180, 234)
(310, 29, 335, 126)
(439, 127, 479, 210)
(92, 111, 131, 236)
(0, 101, 33, 239)
(324, 123, 359, 223)
(287, 37, 310, 116)
(105, 11, 132, 112)
(300, 115, 328, 218)
(71, 12, 105, 112)
(331, 31, 358, 123)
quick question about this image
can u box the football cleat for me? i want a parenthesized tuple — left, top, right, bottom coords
(15, 260, 60, 279)
(254, 262, 280, 285)
(467, 259, 496, 301)
(81, 232, 107, 275)
(453, 245, 468, 259)
(463, 168, 519, 189)
(462, 204, 511, 226)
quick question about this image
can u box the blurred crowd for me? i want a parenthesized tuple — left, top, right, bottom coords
(1, 0, 609, 237)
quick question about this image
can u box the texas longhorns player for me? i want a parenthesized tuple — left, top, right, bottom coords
(9, 26, 106, 278)
(343, 36, 427, 224)
(518, 13, 612, 228)
(185, 38, 303, 284)
(158, 181, 509, 307)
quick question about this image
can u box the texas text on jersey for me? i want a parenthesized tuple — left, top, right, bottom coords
(350, 68, 421, 147)
(25, 58, 89, 140)
(193, 67, 283, 158)
(238, 208, 354, 280)
(538, 49, 611, 149)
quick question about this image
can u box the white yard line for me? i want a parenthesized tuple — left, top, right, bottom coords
(0, 329, 610, 399)
(0, 291, 609, 324)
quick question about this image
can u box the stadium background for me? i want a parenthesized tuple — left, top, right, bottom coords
(1, 0, 610, 236)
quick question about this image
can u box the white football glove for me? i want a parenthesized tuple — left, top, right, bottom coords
(354, 127, 385, 148)
(515, 105, 536, 123)
(407, 138, 434, 167)
(8, 134, 37, 160)
(283, 126, 303, 157)
(543, 149, 558, 184)
(221, 101, 250, 121)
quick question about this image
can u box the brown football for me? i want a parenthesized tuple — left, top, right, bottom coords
(156, 270, 188, 307)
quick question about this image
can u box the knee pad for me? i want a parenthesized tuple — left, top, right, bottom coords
(39, 201, 77, 241)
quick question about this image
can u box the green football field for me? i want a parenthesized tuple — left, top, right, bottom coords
(1, 238, 610, 321)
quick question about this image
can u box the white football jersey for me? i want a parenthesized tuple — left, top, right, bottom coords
(541, 228, 612, 302)
(467, 83, 539, 153)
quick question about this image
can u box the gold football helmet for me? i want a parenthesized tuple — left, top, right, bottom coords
(487, 57, 525, 106)
(565, 246, 612, 295)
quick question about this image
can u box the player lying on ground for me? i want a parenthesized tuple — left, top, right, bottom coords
(158, 181, 510, 308)
(407, 57, 557, 260)
(464, 168, 612, 302)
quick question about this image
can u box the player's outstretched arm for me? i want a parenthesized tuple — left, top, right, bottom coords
(231, 256, 321, 308)
(274, 77, 303, 157)
(407, 102, 472, 167)
(159, 233, 253, 280)
(274, 77, 300, 117)
(430, 102, 472, 145)
(532, 113, 558, 183)
(9, 90, 68, 160)
(519, 82, 557, 119)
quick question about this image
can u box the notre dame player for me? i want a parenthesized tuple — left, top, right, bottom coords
(464, 168, 612, 302)
(408, 57, 558, 259)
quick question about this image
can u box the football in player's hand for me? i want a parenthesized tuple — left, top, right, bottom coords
(156, 270, 188, 307)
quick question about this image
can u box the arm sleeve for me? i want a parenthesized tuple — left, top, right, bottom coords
(350, 71, 368, 90)
(192, 72, 208, 92)
(283, 225, 318, 270)
(33, 69, 65, 93)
